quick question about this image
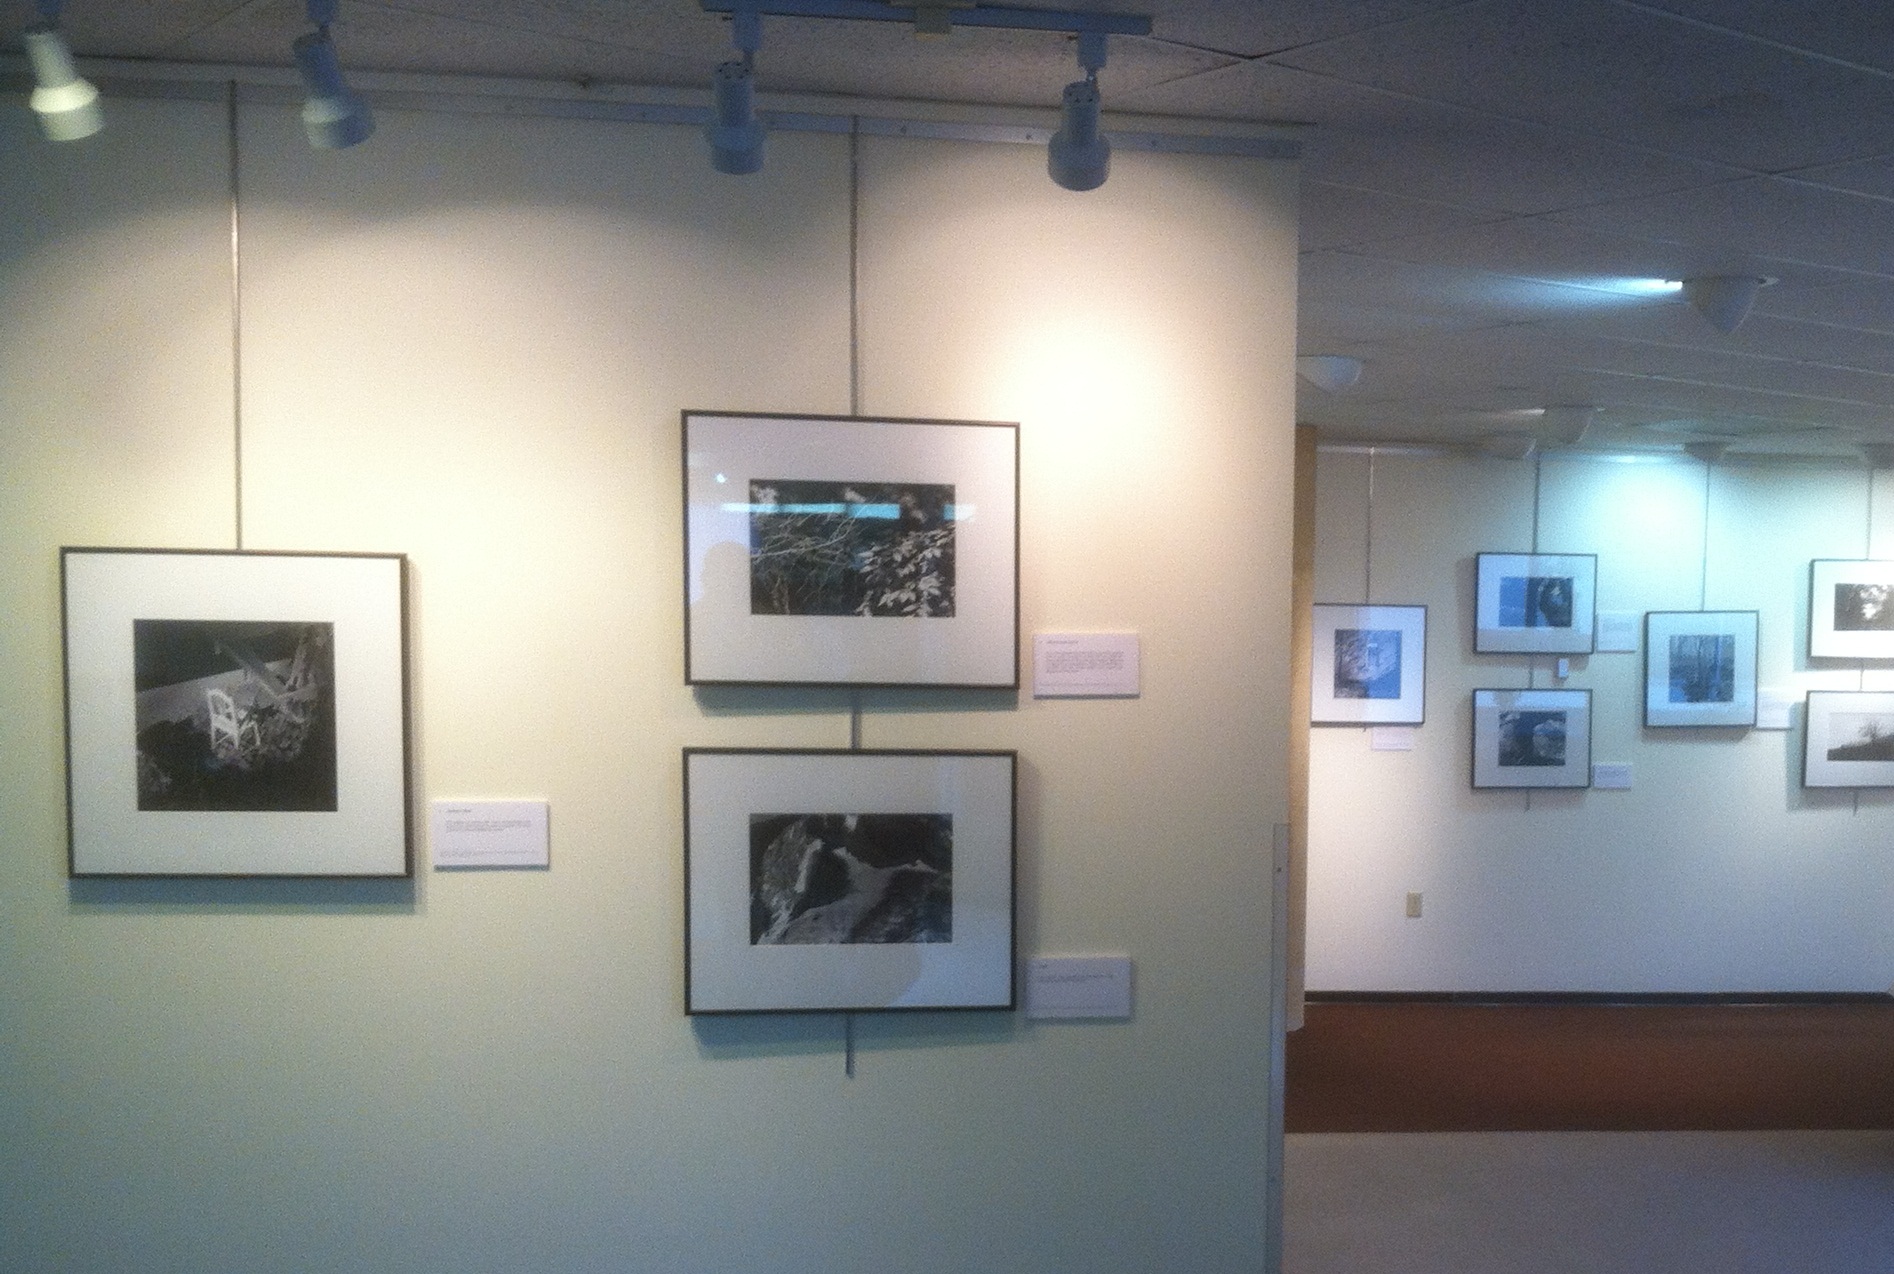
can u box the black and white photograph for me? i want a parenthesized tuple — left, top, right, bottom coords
(685, 748, 1015, 1013)
(1810, 561, 1894, 658)
(1472, 688, 1591, 788)
(133, 620, 336, 811)
(750, 813, 952, 944)
(749, 479, 956, 618)
(1804, 691, 1894, 787)
(62, 548, 411, 877)
(1310, 603, 1426, 725)
(1644, 611, 1759, 728)
(1474, 553, 1597, 654)
(683, 411, 1018, 688)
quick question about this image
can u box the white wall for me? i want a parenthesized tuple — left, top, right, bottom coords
(0, 89, 1298, 1272)
(1309, 448, 1894, 993)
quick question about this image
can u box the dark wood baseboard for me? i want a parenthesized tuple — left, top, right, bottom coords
(1286, 998, 1894, 1132)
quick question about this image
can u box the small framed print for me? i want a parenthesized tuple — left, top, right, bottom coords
(1310, 604, 1425, 725)
(682, 410, 1019, 688)
(1643, 611, 1758, 728)
(61, 547, 411, 877)
(1471, 688, 1592, 789)
(1803, 691, 1894, 787)
(1474, 552, 1597, 654)
(683, 748, 1016, 1014)
(1809, 560, 1894, 659)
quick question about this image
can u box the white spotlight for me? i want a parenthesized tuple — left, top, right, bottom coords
(1048, 31, 1110, 192)
(1680, 275, 1766, 334)
(1296, 355, 1364, 393)
(293, 3, 374, 150)
(706, 5, 765, 175)
(22, 13, 102, 142)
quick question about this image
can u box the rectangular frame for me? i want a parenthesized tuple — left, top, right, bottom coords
(1471, 688, 1592, 789)
(1474, 552, 1597, 654)
(62, 547, 411, 877)
(1808, 560, 1894, 659)
(1643, 610, 1759, 728)
(682, 410, 1020, 688)
(684, 748, 1016, 1014)
(1310, 603, 1426, 725)
(1803, 690, 1894, 787)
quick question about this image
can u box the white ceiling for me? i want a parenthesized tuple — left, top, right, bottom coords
(14, 0, 1894, 458)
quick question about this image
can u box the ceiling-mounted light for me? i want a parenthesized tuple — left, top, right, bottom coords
(1048, 31, 1110, 192)
(1542, 405, 1599, 446)
(1682, 439, 1730, 464)
(22, 2, 102, 142)
(1679, 275, 1768, 334)
(705, 4, 765, 175)
(1296, 355, 1364, 393)
(1478, 433, 1537, 461)
(293, 0, 374, 149)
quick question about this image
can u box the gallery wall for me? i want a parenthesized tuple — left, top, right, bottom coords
(0, 83, 1298, 1273)
(1308, 447, 1894, 994)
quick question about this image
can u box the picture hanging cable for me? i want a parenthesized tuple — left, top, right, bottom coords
(1363, 446, 1376, 602)
(1699, 459, 1712, 612)
(846, 120, 865, 759)
(227, 80, 245, 551)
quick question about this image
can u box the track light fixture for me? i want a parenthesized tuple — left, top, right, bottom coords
(293, 0, 375, 150)
(1048, 31, 1110, 192)
(696, 4, 1149, 188)
(705, 4, 765, 175)
(22, 0, 102, 142)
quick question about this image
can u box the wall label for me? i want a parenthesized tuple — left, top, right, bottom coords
(431, 799, 549, 868)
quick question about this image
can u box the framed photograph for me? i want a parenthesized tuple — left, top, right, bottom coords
(1809, 560, 1894, 659)
(683, 748, 1016, 1014)
(1803, 691, 1894, 787)
(1643, 610, 1758, 728)
(1471, 688, 1592, 788)
(62, 548, 411, 877)
(682, 411, 1019, 688)
(1310, 603, 1426, 725)
(1474, 552, 1597, 654)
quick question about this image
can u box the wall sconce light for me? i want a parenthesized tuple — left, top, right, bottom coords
(22, 1, 102, 142)
(1048, 31, 1110, 192)
(1296, 355, 1364, 393)
(1679, 275, 1769, 334)
(1478, 433, 1538, 461)
(705, 4, 765, 175)
(1860, 443, 1894, 470)
(293, 0, 375, 149)
(1682, 439, 1730, 464)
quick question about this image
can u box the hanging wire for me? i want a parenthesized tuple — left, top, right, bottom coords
(227, 81, 245, 550)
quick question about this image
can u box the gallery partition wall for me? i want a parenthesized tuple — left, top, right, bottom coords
(0, 80, 1299, 1273)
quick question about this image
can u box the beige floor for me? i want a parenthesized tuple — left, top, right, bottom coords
(1285, 1131, 1894, 1274)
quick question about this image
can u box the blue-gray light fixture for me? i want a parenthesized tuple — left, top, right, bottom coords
(705, 4, 765, 175)
(293, 0, 374, 150)
(1047, 30, 1110, 192)
(22, 0, 102, 142)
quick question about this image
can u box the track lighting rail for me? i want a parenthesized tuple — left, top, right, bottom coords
(697, 0, 1151, 37)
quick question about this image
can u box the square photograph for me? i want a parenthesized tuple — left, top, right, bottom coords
(1310, 603, 1426, 725)
(63, 548, 411, 877)
(1471, 688, 1592, 788)
(1643, 611, 1758, 728)
(1474, 553, 1597, 654)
